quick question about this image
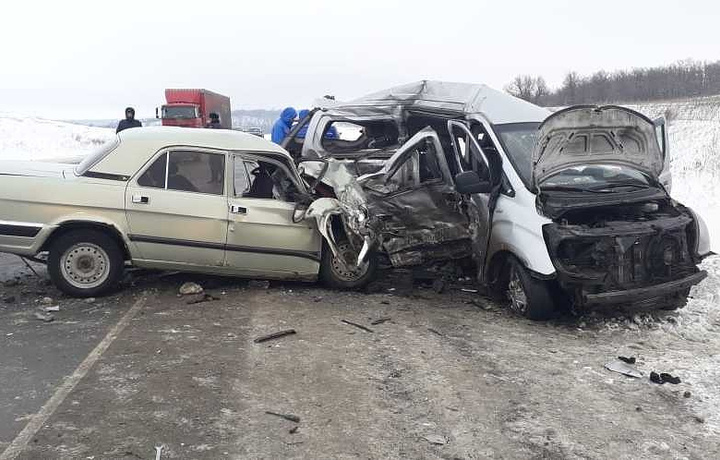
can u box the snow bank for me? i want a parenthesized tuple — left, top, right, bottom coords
(0, 113, 114, 162)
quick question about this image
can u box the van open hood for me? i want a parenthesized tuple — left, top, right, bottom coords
(532, 105, 663, 188)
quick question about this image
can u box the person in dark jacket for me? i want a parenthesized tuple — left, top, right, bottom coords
(116, 107, 142, 134)
(207, 112, 222, 128)
(271, 107, 297, 144)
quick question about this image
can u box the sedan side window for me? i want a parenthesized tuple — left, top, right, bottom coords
(234, 156, 300, 202)
(138, 153, 167, 188)
(167, 151, 225, 195)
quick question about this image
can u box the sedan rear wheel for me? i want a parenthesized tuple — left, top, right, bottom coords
(48, 230, 124, 297)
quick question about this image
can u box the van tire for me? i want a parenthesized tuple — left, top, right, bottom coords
(320, 240, 377, 289)
(505, 256, 556, 320)
(48, 229, 124, 297)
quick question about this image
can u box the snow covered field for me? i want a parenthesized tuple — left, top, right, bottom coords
(0, 113, 114, 162)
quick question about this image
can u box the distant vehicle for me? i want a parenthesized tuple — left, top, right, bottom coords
(0, 127, 372, 297)
(157, 89, 231, 129)
(244, 127, 264, 137)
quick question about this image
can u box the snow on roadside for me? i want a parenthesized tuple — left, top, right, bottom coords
(0, 113, 114, 162)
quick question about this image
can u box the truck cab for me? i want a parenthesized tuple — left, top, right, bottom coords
(158, 89, 232, 129)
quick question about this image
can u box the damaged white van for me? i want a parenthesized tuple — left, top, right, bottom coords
(289, 81, 712, 319)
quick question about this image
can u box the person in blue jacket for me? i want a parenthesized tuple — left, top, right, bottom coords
(271, 107, 297, 144)
(295, 109, 338, 140)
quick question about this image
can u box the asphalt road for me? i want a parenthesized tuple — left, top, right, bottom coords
(1, 254, 718, 459)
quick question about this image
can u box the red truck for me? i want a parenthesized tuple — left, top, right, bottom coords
(158, 89, 232, 129)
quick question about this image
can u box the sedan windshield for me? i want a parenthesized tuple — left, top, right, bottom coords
(162, 105, 198, 119)
(494, 123, 540, 188)
(74, 138, 120, 175)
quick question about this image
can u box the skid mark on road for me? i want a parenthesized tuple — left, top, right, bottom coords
(0, 295, 147, 460)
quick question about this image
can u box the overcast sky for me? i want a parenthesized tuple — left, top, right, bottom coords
(1, 0, 719, 119)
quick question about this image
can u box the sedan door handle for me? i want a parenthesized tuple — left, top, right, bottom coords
(230, 204, 247, 214)
(132, 194, 149, 204)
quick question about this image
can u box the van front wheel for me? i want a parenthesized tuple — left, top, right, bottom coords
(505, 256, 556, 320)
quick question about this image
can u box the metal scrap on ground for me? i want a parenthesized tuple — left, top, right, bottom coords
(265, 411, 301, 423)
(341, 319, 374, 333)
(254, 329, 297, 343)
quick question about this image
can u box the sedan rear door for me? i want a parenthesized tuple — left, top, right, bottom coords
(124, 148, 229, 268)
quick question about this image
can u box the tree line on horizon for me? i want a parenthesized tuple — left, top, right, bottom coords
(505, 60, 720, 107)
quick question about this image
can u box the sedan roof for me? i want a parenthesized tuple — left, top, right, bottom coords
(86, 127, 290, 178)
(329, 80, 550, 125)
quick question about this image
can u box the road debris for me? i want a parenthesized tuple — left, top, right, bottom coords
(427, 328, 443, 337)
(460, 288, 478, 293)
(370, 317, 391, 325)
(179, 282, 203, 295)
(254, 329, 297, 343)
(684, 391, 692, 398)
(41, 296, 53, 305)
(604, 360, 643, 378)
(289, 426, 299, 434)
(154, 444, 164, 460)
(33, 311, 54, 322)
(423, 434, 447, 445)
(650, 371, 681, 384)
(185, 293, 220, 305)
(341, 319, 374, 333)
(44, 305, 60, 312)
(85, 297, 96, 304)
(618, 356, 636, 364)
(265, 411, 301, 423)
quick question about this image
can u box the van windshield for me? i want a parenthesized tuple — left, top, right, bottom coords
(74, 138, 120, 175)
(494, 122, 540, 188)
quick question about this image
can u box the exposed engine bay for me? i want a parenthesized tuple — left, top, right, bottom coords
(542, 198, 705, 308)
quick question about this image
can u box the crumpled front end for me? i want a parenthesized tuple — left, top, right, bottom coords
(542, 203, 707, 309)
(302, 158, 473, 270)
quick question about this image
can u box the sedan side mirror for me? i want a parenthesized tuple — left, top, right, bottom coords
(455, 171, 492, 194)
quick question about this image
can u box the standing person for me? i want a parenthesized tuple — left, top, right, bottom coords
(116, 107, 142, 134)
(271, 107, 297, 144)
(207, 112, 222, 128)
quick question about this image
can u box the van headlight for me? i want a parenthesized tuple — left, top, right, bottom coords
(689, 208, 712, 257)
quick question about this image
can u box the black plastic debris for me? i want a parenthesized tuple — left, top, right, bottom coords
(650, 371, 681, 384)
(618, 356, 636, 364)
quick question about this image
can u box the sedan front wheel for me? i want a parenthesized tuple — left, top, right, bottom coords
(48, 229, 125, 297)
(320, 240, 377, 289)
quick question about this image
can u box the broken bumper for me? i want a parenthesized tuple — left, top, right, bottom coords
(582, 270, 707, 306)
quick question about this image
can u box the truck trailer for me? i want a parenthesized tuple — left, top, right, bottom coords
(158, 89, 232, 129)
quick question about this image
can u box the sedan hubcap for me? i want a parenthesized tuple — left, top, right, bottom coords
(331, 242, 368, 282)
(60, 243, 110, 289)
(507, 267, 528, 314)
